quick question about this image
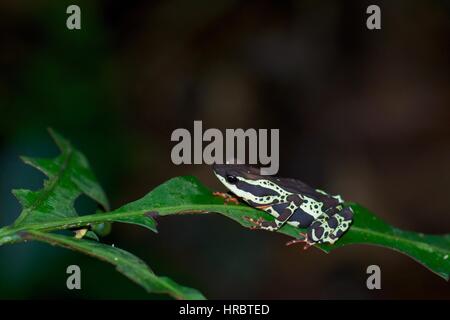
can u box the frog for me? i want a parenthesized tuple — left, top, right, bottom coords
(212, 164, 353, 249)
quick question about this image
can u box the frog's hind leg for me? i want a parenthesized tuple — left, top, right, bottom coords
(306, 207, 353, 245)
(327, 207, 354, 243)
(285, 215, 329, 249)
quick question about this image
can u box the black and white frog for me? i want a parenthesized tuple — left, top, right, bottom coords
(213, 164, 353, 249)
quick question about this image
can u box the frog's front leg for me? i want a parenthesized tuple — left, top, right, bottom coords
(213, 191, 240, 205)
(244, 200, 299, 231)
(244, 216, 279, 230)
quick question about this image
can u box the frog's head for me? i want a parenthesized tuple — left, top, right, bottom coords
(213, 164, 276, 204)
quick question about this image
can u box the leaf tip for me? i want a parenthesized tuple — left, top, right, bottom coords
(12, 188, 33, 207)
(47, 128, 71, 153)
(19, 155, 36, 167)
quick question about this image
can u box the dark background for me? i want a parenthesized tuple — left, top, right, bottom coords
(0, 0, 449, 299)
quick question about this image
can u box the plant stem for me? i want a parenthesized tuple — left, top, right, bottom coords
(0, 204, 254, 246)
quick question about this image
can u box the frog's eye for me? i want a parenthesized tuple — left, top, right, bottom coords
(226, 175, 238, 184)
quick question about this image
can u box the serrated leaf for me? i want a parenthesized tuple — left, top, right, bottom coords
(13, 129, 109, 227)
(23, 231, 205, 300)
(0, 130, 202, 299)
(11, 129, 155, 233)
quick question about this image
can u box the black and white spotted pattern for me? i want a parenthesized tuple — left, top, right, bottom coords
(213, 164, 353, 245)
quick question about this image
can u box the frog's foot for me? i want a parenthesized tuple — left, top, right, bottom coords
(243, 216, 265, 229)
(244, 216, 281, 231)
(213, 192, 239, 205)
(285, 233, 314, 250)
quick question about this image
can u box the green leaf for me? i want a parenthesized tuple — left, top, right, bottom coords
(84, 230, 100, 241)
(3, 172, 448, 282)
(23, 231, 205, 300)
(122, 176, 450, 281)
(328, 205, 450, 280)
(13, 128, 109, 227)
(0, 130, 204, 299)
(23, 175, 447, 280)
(4, 174, 448, 280)
(10, 128, 155, 233)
